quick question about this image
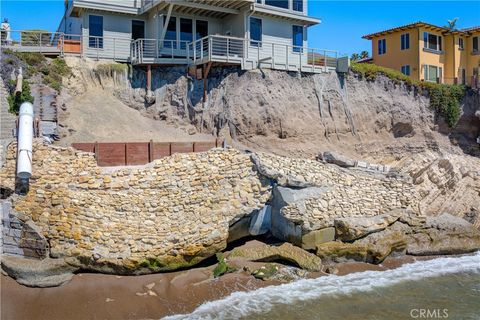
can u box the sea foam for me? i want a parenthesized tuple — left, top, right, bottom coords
(164, 252, 480, 320)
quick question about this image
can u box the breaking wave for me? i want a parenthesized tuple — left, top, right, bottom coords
(164, 252, 480, 320)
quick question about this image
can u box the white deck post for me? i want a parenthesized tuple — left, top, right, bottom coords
(285, 45, 288, 70)
(299, 47, 302, 72)
(113, 38, 116, 60)
(208, 36, 212, 61)
(271, 43, 275, 68)
(39, 32, 42, 53)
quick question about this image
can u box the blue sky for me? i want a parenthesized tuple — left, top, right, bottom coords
(1, 0, 479, 56)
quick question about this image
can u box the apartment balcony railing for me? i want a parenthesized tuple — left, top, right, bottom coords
(131, 35, 340, 73)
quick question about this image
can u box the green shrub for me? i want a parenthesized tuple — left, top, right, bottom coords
(15, 52, 46, 66)
(96, 63, 128, 75)
(7, 80, 34, 115)
(2, 48, 14, 55)
(351, 62, 465, 127)
(42, 58, 71, 92)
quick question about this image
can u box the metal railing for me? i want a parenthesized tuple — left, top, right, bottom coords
(189, 35, 339, 72)
(131, 38, 191, 64)
(1, 30, 341, 73)
(1, 30, 64, 54)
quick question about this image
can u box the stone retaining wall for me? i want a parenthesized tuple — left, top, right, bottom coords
(1, 201, 48, 259)
(0, 141, 271, 273)
(254, 153, 420, 231)
(0, 141, 420, 274)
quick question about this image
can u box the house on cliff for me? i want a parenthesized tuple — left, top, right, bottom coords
(363, 22, 480, 87)
(47, 0, 340, 74)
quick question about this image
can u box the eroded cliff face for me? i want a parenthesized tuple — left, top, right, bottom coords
(60, 58, 479, 225)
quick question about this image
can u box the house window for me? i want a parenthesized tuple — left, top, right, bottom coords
(473, 36, 479, 52)
(401, 65, 410, 76)
(293, 0, 303, 12)
(131, 20, 145, 40)
(423, 32, 442, 51)
(265, 0, 289, 9)
(401, 33, 409, 50)
(292, 25, 303, 53)
(377, 39, 386, 55)
(250, 17, 262, 46)
(180, 18, 192, 49)
(163, 16, 177, 49)
(195, 20, 208, 40)
(88, 15, 103, 48)
(461, 68, 466, 85)
(424, 65, 442, 83)
(458, 37, 464, 50)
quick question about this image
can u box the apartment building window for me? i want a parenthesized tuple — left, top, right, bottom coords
(458, 37, 464, 50)
(461, 69, 466, 85)
(401, 65, 410, 76)
(250, 17, 262, 46)
(163, 16, 177, 48)
(180, 18, 192, 49)
(473, 36, 479, 53)
(401, 33, 410, 50)
(424, 65, 442, 83)
(378, 39, 386, 55)
(292, 25, 303, 52)
(88, 15, 103, 48)
(195, 20, 208, 40)
(423, 32, 442, 51)
(293, 0, 303, 12)
(265, 0, 289, 9)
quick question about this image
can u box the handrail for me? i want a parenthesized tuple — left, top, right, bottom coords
(2, 30, 342, 72)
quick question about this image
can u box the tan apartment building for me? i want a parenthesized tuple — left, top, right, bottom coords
(363, 22, 480, 86)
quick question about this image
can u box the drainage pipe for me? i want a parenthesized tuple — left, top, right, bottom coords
(17, 102, 34, 179)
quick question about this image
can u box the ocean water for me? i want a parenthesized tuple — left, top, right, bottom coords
(165, 252, 480, 320)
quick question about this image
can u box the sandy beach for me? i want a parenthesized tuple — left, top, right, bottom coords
(1, 254, 438, 320)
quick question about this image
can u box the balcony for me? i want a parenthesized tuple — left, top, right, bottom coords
(131, 35, 339, 73)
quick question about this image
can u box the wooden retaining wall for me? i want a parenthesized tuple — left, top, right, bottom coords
(72, 140, 223, 167)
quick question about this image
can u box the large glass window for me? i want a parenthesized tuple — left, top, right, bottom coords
(293, 0, 303, 12)
(180, 18, 192, 49)
(424, 65, 442, 83)
(195, 20, 208, 40)
(265, 0, 289, 9)
(89, 15, 103, 48)
(401, 33, 409, 50)
(377, 39, 386, 55)
(250, 17, 262, 46)
(424, 32, 442, 51)
(292, 25, 303, 52)
(163, 16, 177, 48)
(401, 65, 410, 76)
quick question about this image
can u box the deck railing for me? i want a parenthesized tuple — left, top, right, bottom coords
(1, 30, 64, 54)
(1, 30, 341, 73)
(132, 35, 340, 72)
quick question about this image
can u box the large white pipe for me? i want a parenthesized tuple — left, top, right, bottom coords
(17, 102, 34, 179)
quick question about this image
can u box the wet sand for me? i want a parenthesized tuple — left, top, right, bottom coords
(1, 255, 440, 320)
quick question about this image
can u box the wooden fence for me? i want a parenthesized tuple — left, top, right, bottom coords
(72, 140, 223, 166)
